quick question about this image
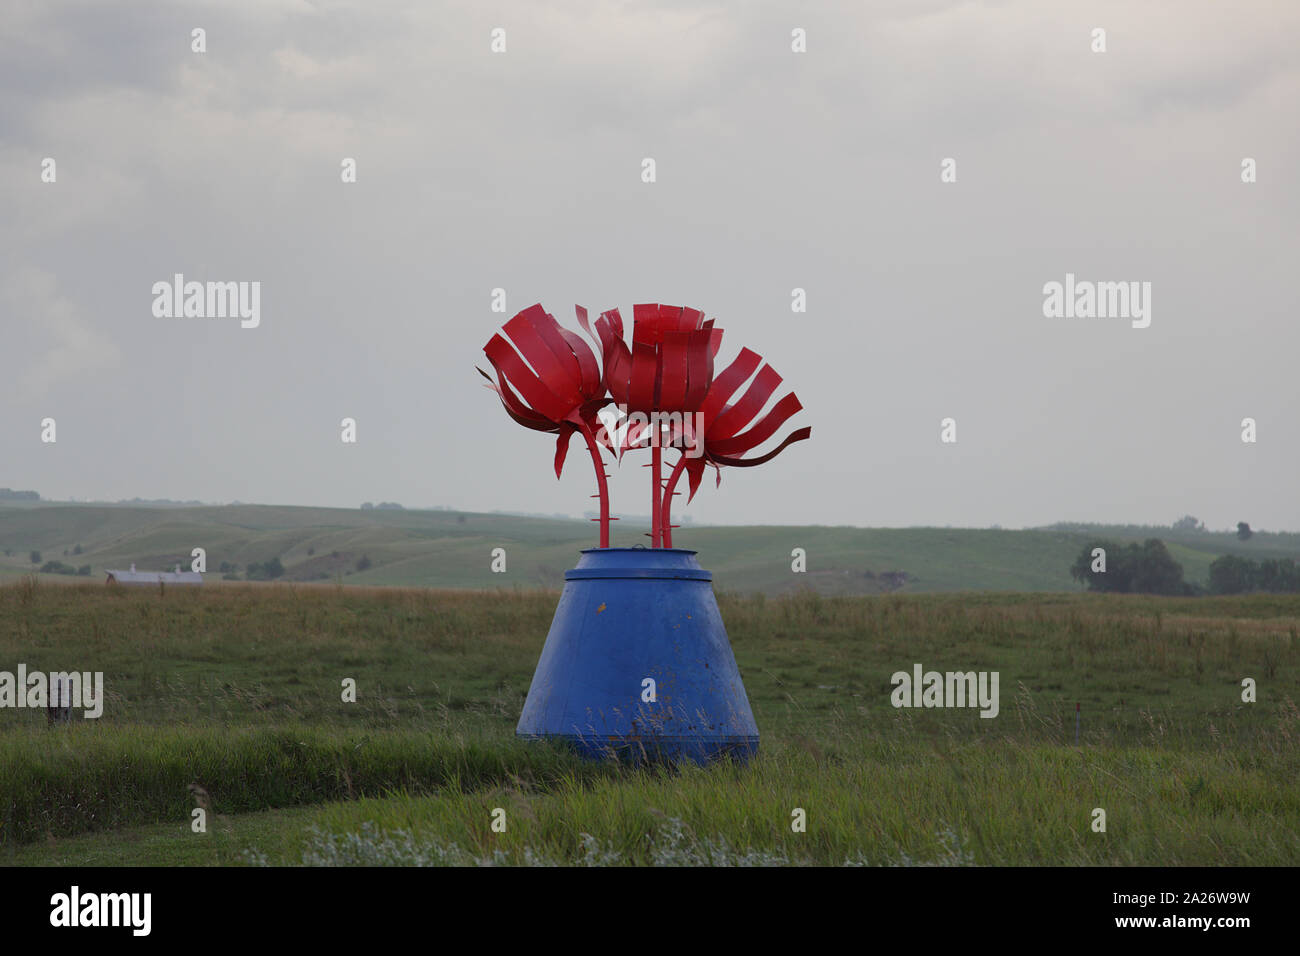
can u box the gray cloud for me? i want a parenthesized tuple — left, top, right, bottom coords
(2, 0, 1296, 532)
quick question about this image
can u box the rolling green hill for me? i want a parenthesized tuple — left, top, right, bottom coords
(1, 502, 1296, 595)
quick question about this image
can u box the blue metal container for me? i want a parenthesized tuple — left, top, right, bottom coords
(516, 548, 758, 764)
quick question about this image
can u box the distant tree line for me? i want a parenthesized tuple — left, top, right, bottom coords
(24, 545, 83, 562)
(39, 560, 91, 576)
(116, 497, 203, 505)
(213, 557, 286, 581)
(244, 557, 285, 580)
(1052, 516, 1256, 537)
(1207, 555, 1300, 595)
(1072, 539, 1300, 596)
(1071, 539, 1193, 595)
(0, 488, 39, 500)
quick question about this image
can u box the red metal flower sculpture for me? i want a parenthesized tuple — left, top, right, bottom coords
(657, 346, 811, 547)
(479, 302, 810, 548)
(477, 304, 615, 545)
(577, 304, 721, 547)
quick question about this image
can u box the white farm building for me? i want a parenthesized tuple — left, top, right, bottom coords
(105, 563, 203, 586)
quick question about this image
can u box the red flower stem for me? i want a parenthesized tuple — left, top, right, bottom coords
(580, 425, 611, 547)
(660, 452, 688, 549)
(651, 436, 663, 548)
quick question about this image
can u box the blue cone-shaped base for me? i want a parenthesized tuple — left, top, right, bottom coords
(516, 548, 758, 765)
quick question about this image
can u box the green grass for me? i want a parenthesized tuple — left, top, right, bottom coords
(1, 581, 1298, 865)
(10, 738, 1296, 867)
(5, 501, 1297, 594)
(0, 725, 608, 848)
(282, 739, 1299, 866)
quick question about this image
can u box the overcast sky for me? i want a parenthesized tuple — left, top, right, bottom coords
(2, 0, 1297, 532)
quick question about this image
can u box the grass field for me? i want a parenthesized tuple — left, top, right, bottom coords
(4, 501, 1299, 595)
(2, 579, 1297, 866)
